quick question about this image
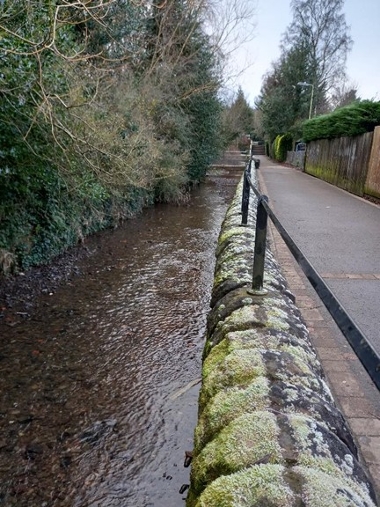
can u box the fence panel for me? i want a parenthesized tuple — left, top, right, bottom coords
(286, 150, 305, 168)
(305, 132, 373, 196)
(365, 126, 380, 199)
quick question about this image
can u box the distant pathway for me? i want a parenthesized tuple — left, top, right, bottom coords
(211, 149, 247, 168)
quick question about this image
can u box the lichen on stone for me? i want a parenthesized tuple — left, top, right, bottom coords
(213, 257, 251, 287)
(216, 304, 267, 333)
(293, 465, 376, 507)
(220, 329, 281, 351)
(217, 227, 254, 251)
(216, 242, 254, 265)
(207, 305, 267, 349)
(279, 344, 319, 370)
(266, 311, 290, 331)
(187, 175, 376, 507)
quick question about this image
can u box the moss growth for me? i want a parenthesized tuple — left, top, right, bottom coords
(203, 339, 263, 379)
(202, 339, 213, 360)
(217, 227, 254, 248)
(213, 256, 251, 288)
(364, 185, 380, 200)
(217, 242, 254, 265)
(200, 347, 265, 407)
(195, 377, 270, 449)
(189, 464, 294, 507)
(306, 164, 364, 197)
(221, 329, 279, 351)
(189, 462, 376, 507)
(207, 288, 271, 338)
(204, 325, 278, 361)
(202, 339, 230, 374)
(191, 412, 283, 495)
(189, 174, 376, 507)
(213, 305, 267, 337)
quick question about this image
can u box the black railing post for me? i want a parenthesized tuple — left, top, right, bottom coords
(250, 195, 269, 294)
(241, 161, 251, 226)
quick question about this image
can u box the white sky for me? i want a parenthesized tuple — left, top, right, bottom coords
(228, 0, 380, 104)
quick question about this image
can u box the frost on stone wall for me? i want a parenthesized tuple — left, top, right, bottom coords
(187, 174, 377, 507)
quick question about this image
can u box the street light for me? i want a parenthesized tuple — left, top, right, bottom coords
(297, 81, 314, 119)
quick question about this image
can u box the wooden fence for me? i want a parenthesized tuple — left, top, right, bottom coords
(365, 126, 380, 198)
(286, 150, 305, 168)
(305, 132, 374, 196)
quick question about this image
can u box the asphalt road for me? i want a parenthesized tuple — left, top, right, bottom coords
(259, 157, 380, 356)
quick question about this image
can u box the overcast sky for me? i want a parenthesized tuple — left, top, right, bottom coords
(229, 0, 380, 104)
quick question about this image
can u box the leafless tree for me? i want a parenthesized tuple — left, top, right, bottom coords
(282, 0, 353, 97)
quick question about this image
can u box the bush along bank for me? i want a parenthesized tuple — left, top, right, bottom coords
(187, 175, 377, 506)
(0, 167, 153, 275)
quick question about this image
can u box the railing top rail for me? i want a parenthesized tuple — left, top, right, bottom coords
(244, 169, 380, 391)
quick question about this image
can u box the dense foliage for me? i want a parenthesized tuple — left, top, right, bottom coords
(220, 87, 255, 146)
(272, 134, 293, 162)
(0, 0, 225, 273)
(302, 101, 380, 142)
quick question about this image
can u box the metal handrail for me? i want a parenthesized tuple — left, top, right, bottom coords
(241, 162, 380, 391)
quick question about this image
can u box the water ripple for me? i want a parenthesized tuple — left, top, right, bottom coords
(0, 169, 241, 506)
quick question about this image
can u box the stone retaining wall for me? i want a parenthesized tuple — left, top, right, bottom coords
(187, 175, 377, 506)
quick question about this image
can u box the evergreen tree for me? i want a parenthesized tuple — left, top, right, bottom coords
(221, 87, 255, 145)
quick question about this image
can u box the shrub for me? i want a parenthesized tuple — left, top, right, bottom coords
(302, 100, 380, 142)
(0, 0, 225, 273)
(273, 133, 293, 162)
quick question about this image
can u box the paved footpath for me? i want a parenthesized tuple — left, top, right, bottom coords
(257, 156, 380, 501)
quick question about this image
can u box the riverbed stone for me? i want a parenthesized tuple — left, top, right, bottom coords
(187, 174, 376, 507)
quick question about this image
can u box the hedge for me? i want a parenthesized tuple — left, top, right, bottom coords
(302, 100, 380, 142)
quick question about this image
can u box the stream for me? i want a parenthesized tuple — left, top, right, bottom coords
(0, 166, 242, 506)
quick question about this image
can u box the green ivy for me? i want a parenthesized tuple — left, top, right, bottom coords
(0, 163, 153, 270)
(0, 0, 225, 274)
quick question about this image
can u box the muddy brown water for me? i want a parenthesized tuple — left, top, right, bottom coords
(0, 167, 243, 506)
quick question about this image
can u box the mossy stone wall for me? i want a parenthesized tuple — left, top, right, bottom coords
(187, 175, 377, 507)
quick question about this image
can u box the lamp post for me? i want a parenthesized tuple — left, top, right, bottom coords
(297, 81, 314, 119)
